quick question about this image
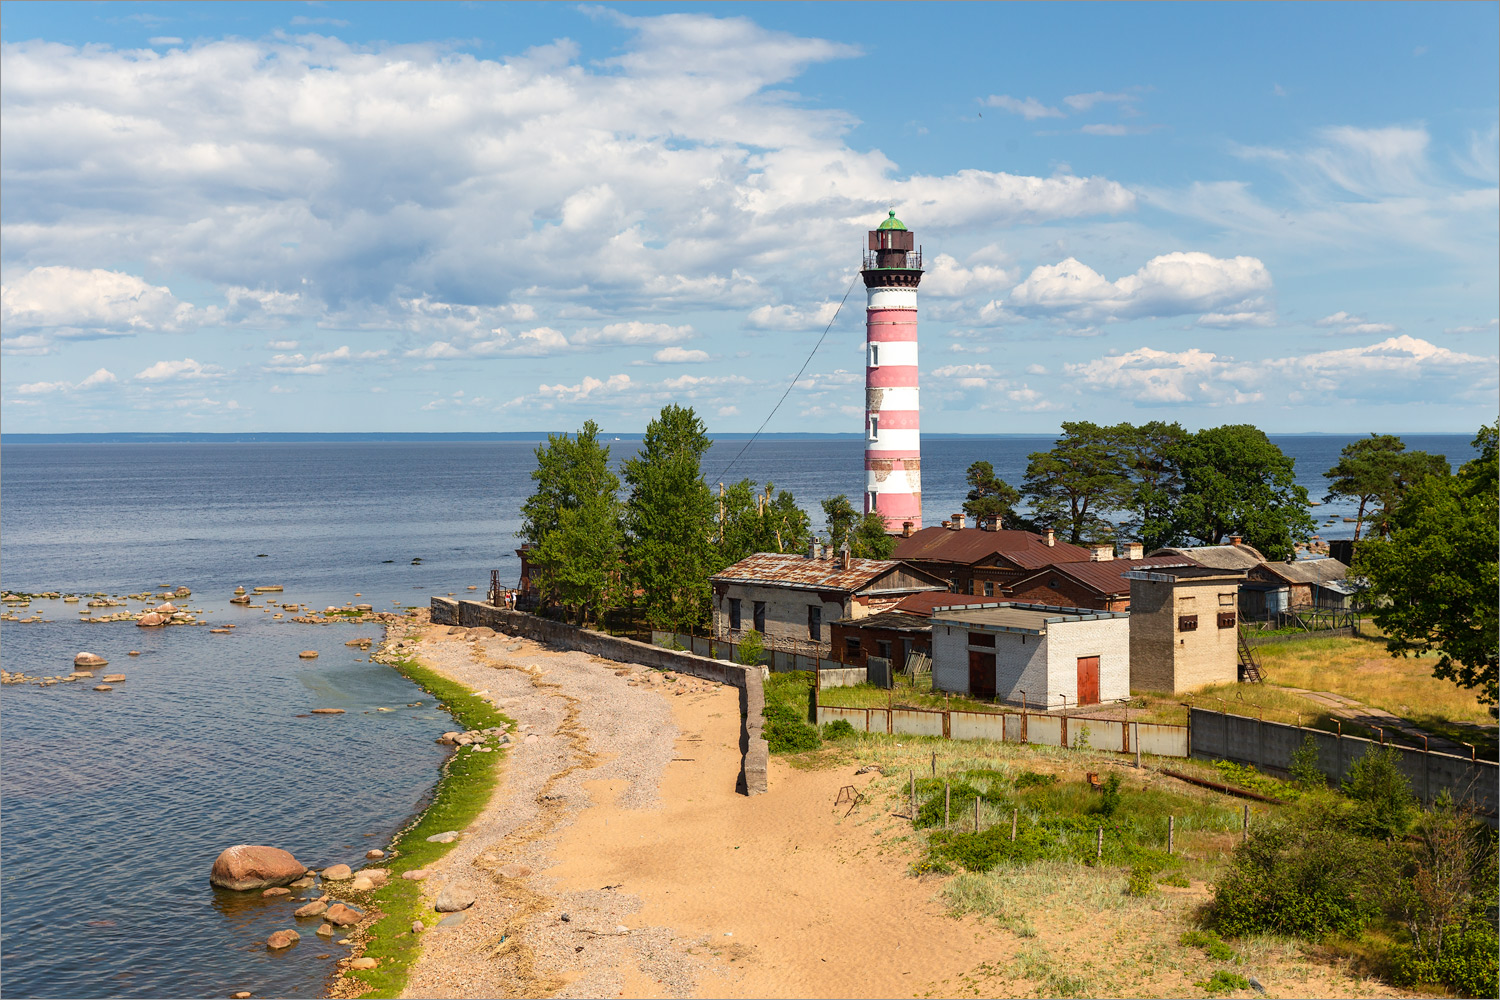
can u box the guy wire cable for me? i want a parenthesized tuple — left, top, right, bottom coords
(711, 272, 860, 485)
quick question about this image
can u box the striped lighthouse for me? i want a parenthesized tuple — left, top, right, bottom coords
(862, 211, 924, 533)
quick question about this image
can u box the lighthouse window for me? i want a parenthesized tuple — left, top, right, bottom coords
(869, 416, 878, 440)
(867, 491, 878, 512)
(869, 343, 879, 367)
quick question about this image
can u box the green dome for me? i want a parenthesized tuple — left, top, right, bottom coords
(877, 210, 907, 231)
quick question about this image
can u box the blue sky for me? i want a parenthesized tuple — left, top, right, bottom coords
(2, 1, 1496, 435)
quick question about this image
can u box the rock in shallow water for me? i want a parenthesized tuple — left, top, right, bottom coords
(266, 929, 300, 949)
(323, 903, 362, 926)
(315, 923, 334, 938)
(321, 864, 352, 881)
(211, 845, 306, 892)
(262, 887, 291, 898)
(73, 652, 108, 668)
(294, 900, 328, 918)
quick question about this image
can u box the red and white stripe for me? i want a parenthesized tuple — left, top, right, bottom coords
(865, 286, 920, 530)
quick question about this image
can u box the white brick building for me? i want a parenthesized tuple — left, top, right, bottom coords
(929, 602, 1130, 710)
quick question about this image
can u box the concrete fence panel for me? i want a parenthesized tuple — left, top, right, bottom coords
(1136, 722, 1189, 758)
(892, 708, 945, 738)
(817, 705, 871, 731)
(1027, 715, 1064, 749)
(1005, 714, 1027, 743)
(816, 667, 868, 689)
(950, 710, 1008, 742)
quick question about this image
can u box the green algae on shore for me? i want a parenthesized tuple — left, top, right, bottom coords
(335, 643, 512, 999)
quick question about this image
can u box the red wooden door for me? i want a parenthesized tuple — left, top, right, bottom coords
(969, 651, 996, 699)
(1076, 656, 1100, 705)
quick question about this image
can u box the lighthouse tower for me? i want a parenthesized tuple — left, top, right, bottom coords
(861, 211, 924, 533)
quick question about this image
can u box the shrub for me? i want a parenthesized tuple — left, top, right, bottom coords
(1013, 771, 1058, 790)
(762, 700, 821, 754)
(1072, 722, 1091, 749)
(1342, 744, 1418, 839)
(1196, 970, 1250, 995)
(736, 629, 765, 666)
(1097, 772, 1122, 818)
(1392, 920, 1499, 999)
(915, 780, 989, 829)
(1288, 732, 1325, 790)
(1209, 819, 1399, 940)
(1126, 862, 1158, 897)
(821, 718, 856, 740)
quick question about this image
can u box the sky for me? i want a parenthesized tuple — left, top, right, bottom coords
(1, 1, 1496, 436)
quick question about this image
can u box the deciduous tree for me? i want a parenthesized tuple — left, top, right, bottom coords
(1357, 422, 1498, 704)
(518, 420, 623, 621)
(1119, 420, 1188, 551)
(623, 405, 716, 631)
(715, 480, 811, 567)
(820, 495, 895, 559)
(1170, 424, 1315, 560)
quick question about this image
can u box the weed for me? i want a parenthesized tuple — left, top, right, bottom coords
(1013, 770, 1057, 790)
(1288, 733, 1325, 790)
(1212, 760, 1298, 801)
(1159, 871, 1191, 888)
(1196, 970, 1251, 994)
(1044, 971, 1090, 997)
(1097, 772, 1122, 817)
(1180, 929, 1239, 963)
(822, 718, 856, 740)
(1126, 862, 1158, 897)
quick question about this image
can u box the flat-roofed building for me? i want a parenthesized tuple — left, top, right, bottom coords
(929, 602, 1130, 710)
(1123, 565, 1245, 693)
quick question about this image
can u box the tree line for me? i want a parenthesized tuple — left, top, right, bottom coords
(518, 410, 1496, 704)
(518, 404, 892, 632)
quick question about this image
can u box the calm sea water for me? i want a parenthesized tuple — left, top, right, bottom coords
(0, 433, 1475, 997)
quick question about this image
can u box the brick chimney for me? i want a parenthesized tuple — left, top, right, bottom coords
(839, 548, 851, 570)
(807, 538, 817, 559)
(952, 514, 965, 530)
(901, 520, 914, 538)
(981, 515, 999, 531)
(1230, 535, 1242, 546)
(941, 520, 951, 529)
(1122, 542, 1144, 560)
(1090, 544, 1113, 562)
(1044, 529, 1055, 547)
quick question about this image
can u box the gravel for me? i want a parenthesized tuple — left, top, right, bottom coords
(394, 624, 720, 999)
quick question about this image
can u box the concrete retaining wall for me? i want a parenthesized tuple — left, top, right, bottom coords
(816, 667, 868, 689)
(433, 599, 768, 795)
(1189, 707, 1496, 822)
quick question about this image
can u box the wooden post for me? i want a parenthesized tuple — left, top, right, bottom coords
(1242, 804, 1249, 841)
(1134, 722, 1141, 769)
(1168, 815, 1174, 854)
(909, 771, 916, 825)
(974, 795, 980, 832)
(1011, 808, 1018, 842)
(1096, 826, 1103, 861)
(931, 751, 936, 777)
(944, 783, 951, 829)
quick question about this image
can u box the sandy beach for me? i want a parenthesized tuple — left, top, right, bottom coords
(383, 624, 1406, 1000)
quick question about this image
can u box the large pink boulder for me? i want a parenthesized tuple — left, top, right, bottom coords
(137, 612, 166, 627)
(210, 845, 306, 891)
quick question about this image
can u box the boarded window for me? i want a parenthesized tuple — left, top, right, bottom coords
(1218, 592, 1235, 606)
(1218, 612, 1237, 629)
(808, 605, 821, 641)
(968, 632, 996, 647)
(1178, 614, 1199, 632)
(728, 598, 741, 631)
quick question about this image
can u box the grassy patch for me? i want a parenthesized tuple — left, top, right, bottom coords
(816, 673, 1001, 714)
(340, 653, 512, 999)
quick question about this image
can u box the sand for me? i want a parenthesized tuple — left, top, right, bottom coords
(393, 626, 1410, 1000)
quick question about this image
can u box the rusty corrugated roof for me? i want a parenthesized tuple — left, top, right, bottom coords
(1253, 557, 1349, 586)
(894, 527, 1093, 569)
(1009, 556, 1201, 597)
(710, 552, 945, 593)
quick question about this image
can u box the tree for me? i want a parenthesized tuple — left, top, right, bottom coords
(716, 480, 811, 568)
(1357, 422, 1498, 705)
(1021, 421, 1131, 544)
(820, 495, 895, 559)
(518, 420, 623, 620)
(1324, 434, 1450, 540)
(623, 405, 717, 632)
(1170, 425, 1315, 560)
(961, 461, 1022, 527)
(1119, 420, 1188, 551)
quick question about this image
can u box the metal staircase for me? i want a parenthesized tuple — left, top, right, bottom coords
(1237, 626, 1263, 683)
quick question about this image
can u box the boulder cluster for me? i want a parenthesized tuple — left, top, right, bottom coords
(437, 725, 510, 751)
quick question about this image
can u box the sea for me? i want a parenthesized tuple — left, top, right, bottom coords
(0, 432, 1476, 998)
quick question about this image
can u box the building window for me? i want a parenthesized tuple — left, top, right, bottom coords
(808, 605, 822, 642)
(844, 636, 862, 660)
(968, 632, 996, 648)
(867, 491, 878, 513)
(984, 581, 994, 597)
(728, 598, 741, 631)
(876, 639, 892, 660)
(753, 601, 766, 633)
(1217, 612, 1237, 629)
(869, 416, 879, 440)
(1218, 592, 1235, 606)
(948, 576, 958, 593)
(1049, 578, 1059, 589)
(869, 343, 879, 367)
(1179, 614, 1199, 632)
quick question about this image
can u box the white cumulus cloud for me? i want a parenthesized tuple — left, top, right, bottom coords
(1008, 251, 1274, 326)
(134, 358, 226, 381)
